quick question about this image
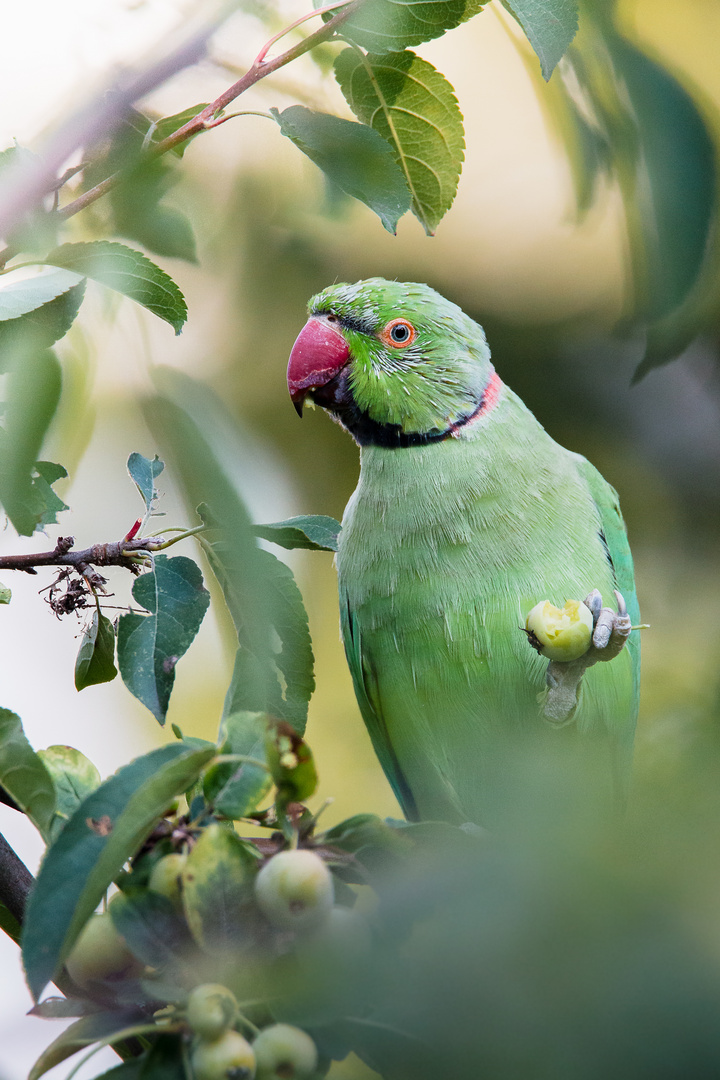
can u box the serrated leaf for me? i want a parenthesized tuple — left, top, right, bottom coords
(0, 269, 83, 325)
(109, 890, 197, 976)
(334, 49, 465, 234)
(117, 555, 210, 725)
(0, 278, 85, 363)
(0, 347, 62, 535)
(74, 611, 118, 691)
(127, 452, 165, 514)
(28, 1011, 147, 1080)
(38, 745, 101, 840)
(271, 106, 411, 233)
(0, 709, 55, 838)
(181, 823, 259, 953)
(501, 0, 578, 80)
(333, 0, 489, 54)
(254, 514, 341, 552)
(45, 241, 187, 334)
(22, 742, 215, 1000)
(204, 710, 272, 819)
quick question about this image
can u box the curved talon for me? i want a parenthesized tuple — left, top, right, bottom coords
(614, 589, 627, 617)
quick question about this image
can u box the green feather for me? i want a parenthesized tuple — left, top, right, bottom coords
(304, 280, 640, 826)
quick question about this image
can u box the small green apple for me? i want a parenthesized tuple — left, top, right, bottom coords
(525, 599, 593, 662)
(253, 1024, 318, 1080)
(191, 1030, 256, 1080)
(186, 984, 239, 1041)
(255, 850, 333, 932)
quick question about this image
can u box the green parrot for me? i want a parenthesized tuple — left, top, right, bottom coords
(287, 279, 640, 827)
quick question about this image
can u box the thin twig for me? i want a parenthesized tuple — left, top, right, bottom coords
(44, 0, 363, 227)
(0, 535, 164, 574)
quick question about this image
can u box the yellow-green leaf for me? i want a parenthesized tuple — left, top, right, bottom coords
(334, 49, 465, 234)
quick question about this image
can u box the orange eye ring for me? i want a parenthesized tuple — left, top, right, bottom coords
(380, 318, 417, 349)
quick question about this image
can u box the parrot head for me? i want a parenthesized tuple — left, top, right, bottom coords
(287, 279, 495, 447)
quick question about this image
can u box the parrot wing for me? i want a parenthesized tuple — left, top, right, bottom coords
(340, 595, 421, 821)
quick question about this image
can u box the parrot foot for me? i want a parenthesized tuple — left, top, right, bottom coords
(542, 590, 631, 726)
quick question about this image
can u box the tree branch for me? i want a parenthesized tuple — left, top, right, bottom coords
(0, 10, 225, 254)
(0, 535, 164, 575)
(55, 0, 363, 223)
(0, 0, 363, 265)
(0, 832, 34, 927)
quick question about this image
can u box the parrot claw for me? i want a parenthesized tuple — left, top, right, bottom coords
(585, 588, 631, 661)
(542, 589, 632, 726)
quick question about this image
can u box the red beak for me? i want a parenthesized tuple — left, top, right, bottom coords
(287, 317, 350, 416)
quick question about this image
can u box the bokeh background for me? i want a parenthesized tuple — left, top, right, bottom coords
(1, 0, 720, 1076)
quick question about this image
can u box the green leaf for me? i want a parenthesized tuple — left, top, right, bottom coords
(109, 890, 197, 975)
(203, 710, 272, 819)
(0, 271, 85, 366)
(501, 0, 578, 80)
(0, 709, 55, 837)
(0, 347, 62, 535)
(137, 1034, 187, 1080)
(0, 279, 85, 360)
(0, 146, 60, 253)
(218, 548, 315, 731)
(82, 109, 198, 262)
(610, 36, 716, 328)
(145, 370, 277, 711)
(257, 549, 315, 730)
(127, 452, 165, 514)
(153, 105, 210, 157)
(0, 900, 21, 944)
(266, 721, 318, 805)
(181, 823, 259, 953)
(33, 460, 69, 527)
(117, 555, 210, 725)
(75, 611, 118, 691)
(271, 106, 411, 233)
(333, 0, 489, 54)
(0, 582, 10, 604)
(28, 1011, 146, 1080)
(38, 745, 101, 840)
(334, 49, 465, 234)
(254, 515, 341, 552)
(29, 997, 98, 1018)
(22, 741, 215, 1000)
(88, 1060, 145, 1080)
(45, 241, 187, 334)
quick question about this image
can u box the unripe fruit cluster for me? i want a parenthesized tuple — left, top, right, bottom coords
(186, 983, 318, 1080)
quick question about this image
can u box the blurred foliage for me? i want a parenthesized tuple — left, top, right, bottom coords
(0, 0, 719, 1078)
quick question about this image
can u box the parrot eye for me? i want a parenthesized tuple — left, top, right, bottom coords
(381, 318, 417, 348)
